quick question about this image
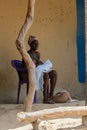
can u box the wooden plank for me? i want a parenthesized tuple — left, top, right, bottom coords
(17, 106, 87, 123)
(15, 0, 36, 112)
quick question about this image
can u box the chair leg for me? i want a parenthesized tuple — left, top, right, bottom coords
(26, 83, 29, 95)
(17, 83, 21, 104)
(33, 91, 37, 103)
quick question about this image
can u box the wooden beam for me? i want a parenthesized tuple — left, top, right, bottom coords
(15, 0, 36, 112)
(17, 106, 87, 123)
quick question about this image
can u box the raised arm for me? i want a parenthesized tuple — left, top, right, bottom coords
(15, 0, 36, 112)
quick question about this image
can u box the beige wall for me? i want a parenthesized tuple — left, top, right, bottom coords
(0, 0, 85, 103)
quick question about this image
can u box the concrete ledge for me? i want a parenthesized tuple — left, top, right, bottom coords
(0, 100, 85, 112)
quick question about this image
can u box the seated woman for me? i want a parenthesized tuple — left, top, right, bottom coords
(22, 35, 57, 104)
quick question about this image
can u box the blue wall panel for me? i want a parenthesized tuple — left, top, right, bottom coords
(76, 0, 86, 83)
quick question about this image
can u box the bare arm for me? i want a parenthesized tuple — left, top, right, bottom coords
(15, 0, 36, 112)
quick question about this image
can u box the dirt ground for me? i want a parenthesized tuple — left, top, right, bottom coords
(0, 101, 87, 130)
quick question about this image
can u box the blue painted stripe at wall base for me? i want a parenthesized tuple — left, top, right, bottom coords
(76, 0, 86, 83)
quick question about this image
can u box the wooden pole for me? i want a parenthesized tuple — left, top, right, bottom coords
(17, 106, 87, 123)
(15, 0, 36, 112)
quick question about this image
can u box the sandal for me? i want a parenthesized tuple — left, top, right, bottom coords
(43, 98, 55, 104)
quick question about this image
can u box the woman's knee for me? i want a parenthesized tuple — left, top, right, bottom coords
(49, 70, 57, 78)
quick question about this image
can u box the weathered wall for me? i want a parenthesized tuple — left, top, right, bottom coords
(0, 0, 85, 103)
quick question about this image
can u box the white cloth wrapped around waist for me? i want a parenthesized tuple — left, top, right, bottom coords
(35, 59, 52, 91)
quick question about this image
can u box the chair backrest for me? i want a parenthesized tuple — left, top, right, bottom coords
(11, 60, 28, 82)
(11, 59, 28, 71)
(11, 60, 23, 70)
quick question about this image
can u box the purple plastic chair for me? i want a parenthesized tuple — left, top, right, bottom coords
(11, 60, 36, 104)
